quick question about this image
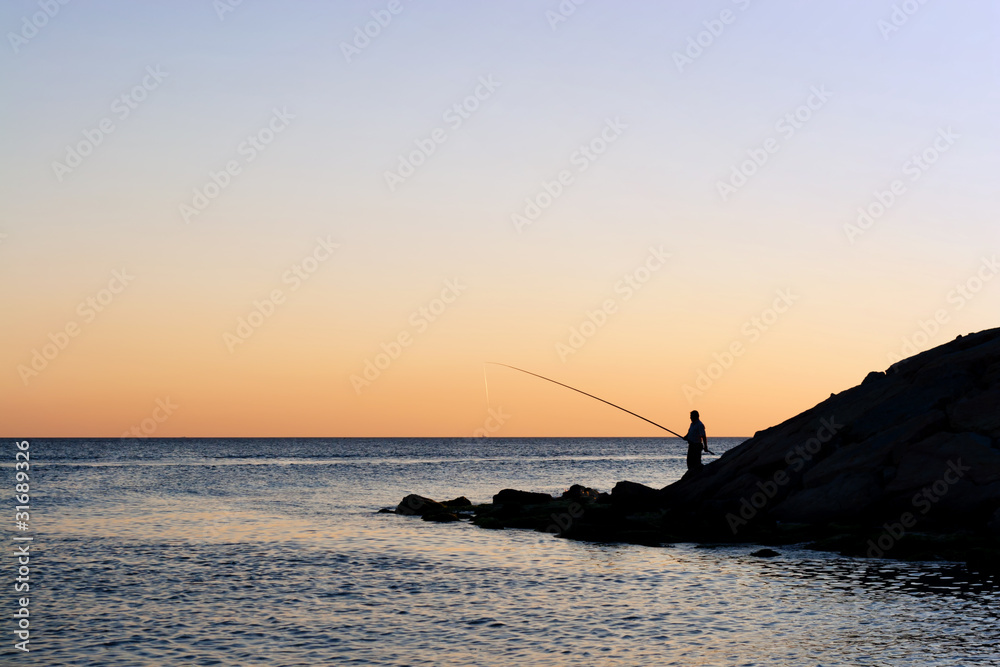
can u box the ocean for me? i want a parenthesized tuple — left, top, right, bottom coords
(9, 437, 1000, 666)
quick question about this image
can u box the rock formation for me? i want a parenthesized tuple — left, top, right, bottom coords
(389, 328, 1000, 565)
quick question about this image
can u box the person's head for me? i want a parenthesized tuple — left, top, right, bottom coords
(690, 410, 699, 421)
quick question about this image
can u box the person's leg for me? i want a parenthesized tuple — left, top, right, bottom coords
(686, 443, 701, 470)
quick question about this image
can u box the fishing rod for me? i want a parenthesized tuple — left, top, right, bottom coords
(485, 362, 715, 454)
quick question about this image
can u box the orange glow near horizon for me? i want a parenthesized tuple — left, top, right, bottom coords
(2, 3, 998, 437)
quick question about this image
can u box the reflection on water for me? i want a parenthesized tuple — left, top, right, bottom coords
(17, 438, 1000, 666)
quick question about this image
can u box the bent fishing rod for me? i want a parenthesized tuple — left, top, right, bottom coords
(485, 362, 715, 454)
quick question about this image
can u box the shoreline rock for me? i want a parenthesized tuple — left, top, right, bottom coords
(388, 328, 1000, 565)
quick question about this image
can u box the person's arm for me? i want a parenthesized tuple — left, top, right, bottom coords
(701, 427, 709, 452)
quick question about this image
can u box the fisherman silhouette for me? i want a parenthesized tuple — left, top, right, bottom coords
(685, 410, 708, 471)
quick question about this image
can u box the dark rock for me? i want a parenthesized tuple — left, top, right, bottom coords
(948, 388, 1000, 437)
(892, 432, 999, 487)
(611, 481, 661, 507)
(750, 548, 779, 558)
(474, 517, 505, 530)
(989, 507, 1000, 535)
(443, 496, 472, 507)
(801, 411, 945, 489)
(661, 326, 1000, 540)
(377, 507, 395, 514)
(862, 371, 884, 385)
(422, 512, 459, 522)
(396, 494, 446, 517)
(967, 548, 1000, 574)
(771, 471, 882, 523)
(493, 489, 554, 505)
(561, 484, 600, 502)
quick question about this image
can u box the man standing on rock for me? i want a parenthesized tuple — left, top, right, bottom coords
(685, 410, 709, 471)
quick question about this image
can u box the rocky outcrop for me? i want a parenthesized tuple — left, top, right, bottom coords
(660, 327, 1000, 545)
(391, 328, 1000, 563)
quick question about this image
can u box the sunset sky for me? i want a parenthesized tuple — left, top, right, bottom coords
(2, 0, 998, 437)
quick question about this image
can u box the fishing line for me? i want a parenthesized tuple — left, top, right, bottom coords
(482, 364, 491, 409)
(485, 362, 688, 440)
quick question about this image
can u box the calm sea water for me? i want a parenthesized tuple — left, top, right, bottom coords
(8, 437, 1000, 666)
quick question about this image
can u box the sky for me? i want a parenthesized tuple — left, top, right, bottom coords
(1, 0, 998, 437)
